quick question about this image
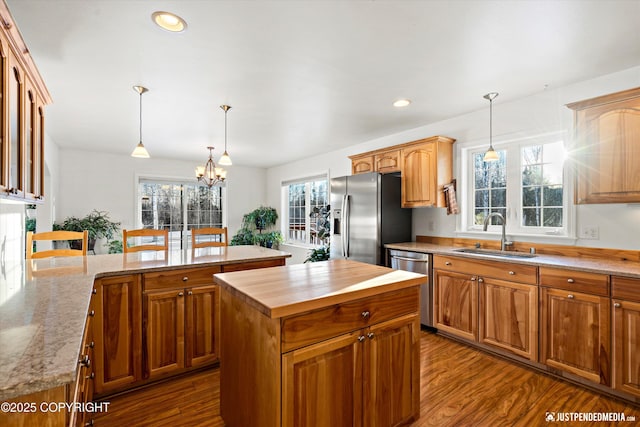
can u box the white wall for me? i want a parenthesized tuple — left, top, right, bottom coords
(266, 66, 640, 251)
(56, 148, 267, 253)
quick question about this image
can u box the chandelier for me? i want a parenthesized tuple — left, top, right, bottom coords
(196, 146, 227, 187)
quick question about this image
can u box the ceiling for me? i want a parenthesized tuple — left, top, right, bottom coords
(7, 0, 640, 168)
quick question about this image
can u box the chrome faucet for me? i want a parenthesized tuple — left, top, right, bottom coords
(483, 212, 512, 251)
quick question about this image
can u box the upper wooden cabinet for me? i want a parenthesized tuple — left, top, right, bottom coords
(0, 2, 51, 202)
(349, 136, 455, 208)
(567, 87, 640, 204)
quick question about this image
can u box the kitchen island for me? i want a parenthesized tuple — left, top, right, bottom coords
(214, 259, 427, 427)
(0, 245, 290, 426)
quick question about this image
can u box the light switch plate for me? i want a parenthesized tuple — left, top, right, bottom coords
(579, 225, 599, 239)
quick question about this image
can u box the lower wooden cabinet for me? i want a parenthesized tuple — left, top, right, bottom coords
(478, 277, 538, 361)
(93, 274, 142, 396)
(434, 269, 478, 341)
(612, 275, 640, 398)
(282, 314, 419, 427)
(143, 284, 219, 380)
(540, 287, 610, 384)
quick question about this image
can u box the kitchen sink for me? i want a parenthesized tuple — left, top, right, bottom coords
(453, 248, 537, 258)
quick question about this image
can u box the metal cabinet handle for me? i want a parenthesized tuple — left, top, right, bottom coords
(470, 276, 477, 281)
(88, 310, 95, 317)
(92, 288, 97, 295)
(85, 420, 95, 427)
(188, 291, 193, 296)
(178, 292, 184, 297)
(358, 335, 365, 342)
(182, 277, 188, 282)
(478, 278, 484, 283)
(445, 261, 452, 266)
(86, 372, 95, 380)
(86, 341, 94, 349)
(79, 355, 91, 368)
(614, 302, 621, 308)
(508, 271, 515, 275)
(367, 332, 375, 339)
(567, 294, 574, 299)
(361, 311, 370, 318)
(567, 278, 575, 283)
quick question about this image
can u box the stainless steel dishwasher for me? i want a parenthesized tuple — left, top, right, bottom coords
(389, 249, 433, 328)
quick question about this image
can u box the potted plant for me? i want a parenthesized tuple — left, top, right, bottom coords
(230, 206, 282, 248)
(54, 209, 121, 252)
(305, 204, 331, 262)
(244, 206, 278, 232)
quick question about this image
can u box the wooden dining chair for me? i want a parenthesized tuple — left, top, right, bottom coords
(123, 228, 169, 253)
(191, 227, 228, 249)
(26, 230, 88, 259)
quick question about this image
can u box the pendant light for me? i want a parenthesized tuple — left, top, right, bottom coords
(131, 85, 150, 158)
(218, 105, 232, 165)
(483, 92, 499, 162)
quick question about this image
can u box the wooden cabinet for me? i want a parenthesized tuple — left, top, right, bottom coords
(539, 267, 610, 384)
(220, 274, 421, 427)
(93, 274, 143, 396)
(611, 276, 640, 398)
(400, 136, 454, 208)
(0, 3, 50, 202)
(142, 266, 221, 380)
(282, 314, 418, 427)
(349, 137, 455, 208)
(70, 307, 96, 427)
(433, 255, 538, 361)
(350, 154, 375, 175)
(568, 87, 640, 204)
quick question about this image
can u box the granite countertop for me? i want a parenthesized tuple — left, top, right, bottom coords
(214, 258, 427, 319)
(385, 242, 640, 278)
(0, 246, 290, 400)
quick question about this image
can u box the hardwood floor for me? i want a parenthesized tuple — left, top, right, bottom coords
(93, 331, 638, 426)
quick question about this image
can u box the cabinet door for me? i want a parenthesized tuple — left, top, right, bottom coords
(186, 284, 219, 368)
(0, 38, 6, 193)
(540, 287, 610, 384)
(479, 278, 538, 361)
(434, 269, 478, 341)
(7, 52, 24, 197)
(401, 142, 435, 207)
(351, 155, 375, 175)
(93, 275, 142, 395)
(375, 150, 400, 174)
(570, 88, 640, 204)
(282, 330, 363, 427)
(363, 314, 419, 427)
(612, 299, 640, 398)
(143, 288, 185, 379)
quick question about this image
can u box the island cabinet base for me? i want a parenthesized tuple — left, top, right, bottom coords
(219, 277, 421, 427)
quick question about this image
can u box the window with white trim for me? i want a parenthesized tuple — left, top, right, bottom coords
(281, 175, 329, 246)
(138, 179, 224, 250)
(466, 134, 569, 236)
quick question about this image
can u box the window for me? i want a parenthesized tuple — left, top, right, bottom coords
(138, 179, 223, 250)
(281, 175, 329, 246)
(466, 134, 569, 237)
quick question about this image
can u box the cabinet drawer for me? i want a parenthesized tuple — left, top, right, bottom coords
(281, 286, 419, 352)
(222, 259, 285, 272)
(375, 150, 401, 173)
(433, 255, 537, 284)
(539, 267, 609, 296)
(144, 266, 222, 290)
(612, 276, 640, 302)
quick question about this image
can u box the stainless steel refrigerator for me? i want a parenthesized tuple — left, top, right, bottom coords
(330, 172, 412, 265)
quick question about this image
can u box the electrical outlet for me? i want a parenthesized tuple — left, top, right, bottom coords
(579, 225, 599, 239)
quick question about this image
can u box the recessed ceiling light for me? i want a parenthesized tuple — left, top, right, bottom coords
(393, 99, 411, 108)
(151, 11, 187, 33)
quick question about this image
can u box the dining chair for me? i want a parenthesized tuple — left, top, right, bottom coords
(191, 227, 228, 249)
(123, 228, 169, 253)
(26, 230, 88, 259)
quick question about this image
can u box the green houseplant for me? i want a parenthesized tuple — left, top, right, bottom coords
(305, 204, 331, 262)
(54, 209, 121, 252)
(230, 206, 283, 249)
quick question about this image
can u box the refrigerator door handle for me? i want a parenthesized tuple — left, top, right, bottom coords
(344, 194, 351, 257)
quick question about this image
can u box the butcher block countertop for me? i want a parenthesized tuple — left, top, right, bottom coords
(0, 246, 290, 400)
(385, 242, 640, 279)
(213, 258, 427, 319)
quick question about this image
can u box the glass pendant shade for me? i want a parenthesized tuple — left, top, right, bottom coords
(483, 146, 499, 162)
(131, 142, 150, 158)
(218, 151, 232, 166)
(218, 105, 232, 165)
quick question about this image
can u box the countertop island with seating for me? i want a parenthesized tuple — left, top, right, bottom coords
(0, 245, 290, 407)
